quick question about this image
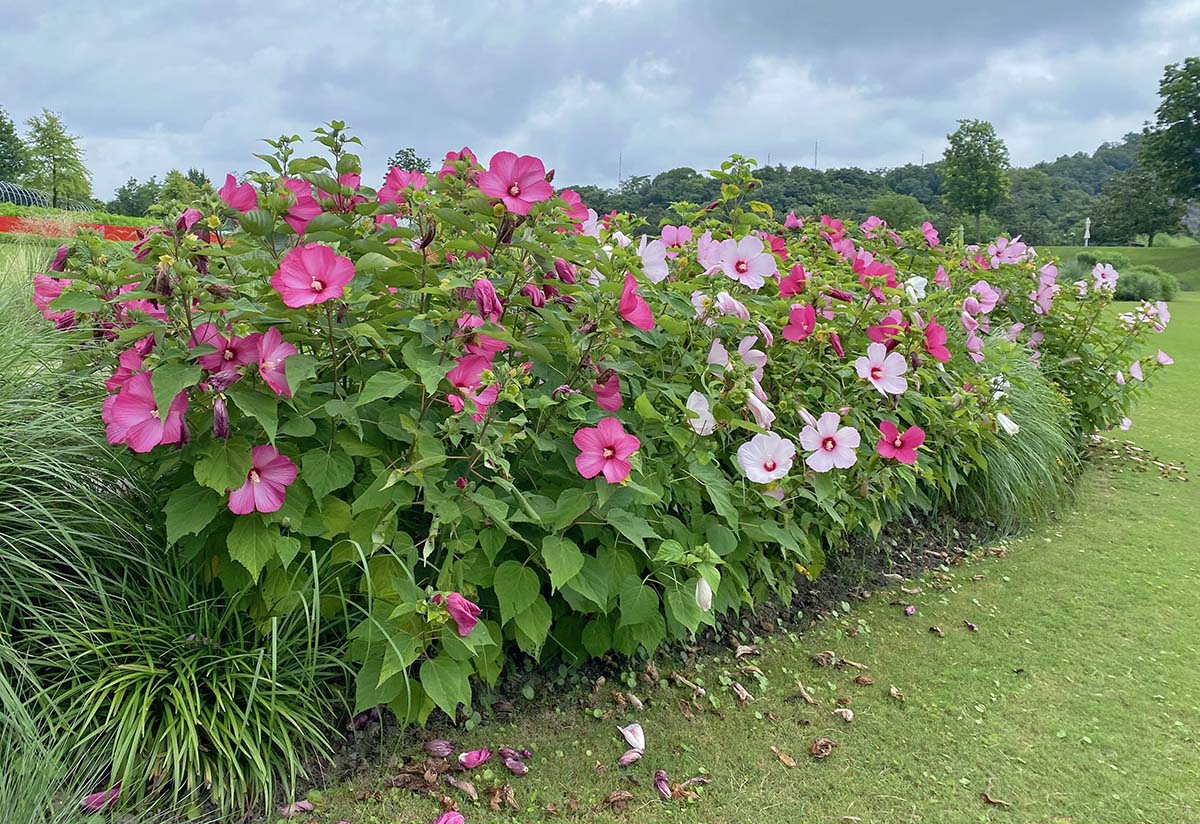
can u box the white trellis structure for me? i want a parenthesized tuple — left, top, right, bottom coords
(0, 179, 93, 211)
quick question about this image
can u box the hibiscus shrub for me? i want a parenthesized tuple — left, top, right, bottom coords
(36, 124, 1173, 735)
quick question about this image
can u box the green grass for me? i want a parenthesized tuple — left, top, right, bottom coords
(1043, 245, 1200, 291)
(312, 296, 1200, 824)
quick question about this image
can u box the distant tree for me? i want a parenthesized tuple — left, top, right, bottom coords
(1092, 167, 1184, 247)
(941, 119, 1010, 242)
(883, 163, 942, 208)
(0, 106, 24, 181)
(992, 168, 1094, 245)
(866, 192, 930, 230)
(185, 167, 211, 188)
(147, 168, 215, 218)
(387, 147, 431, 172)
(1141, 57, 1200, 199)
(21, 108, 92, 206)
(106, 176, 161, 216)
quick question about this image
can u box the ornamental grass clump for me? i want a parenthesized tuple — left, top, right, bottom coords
(28, 125, 1173, 808)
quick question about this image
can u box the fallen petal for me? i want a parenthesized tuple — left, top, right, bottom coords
(278, 799, 315, 818)
(770, 746, 798, 768)
(618, 748, 644, 767)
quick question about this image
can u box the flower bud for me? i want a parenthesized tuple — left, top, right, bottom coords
(521, 283, 546, 307)
(829, 332, 844, 359)
(424, 739, 455, 758)
(212, 396, 230, 440)
(826, 288, 854, 303)
(694, 578, 713, 613)
(419, 216, 437, 249)
(553, 258, 577, 284)
(617, 722, 645, 750)
(455, 476, 468, 490)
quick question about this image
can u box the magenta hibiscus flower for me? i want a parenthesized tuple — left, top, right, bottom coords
(573, 417, 640, 484)
(228, 445, 297, 515)
(475, 151, 554, 215)
(270, 243, 355, 308)
(103, 371, 188, 453)
(876, 421, 926, 465)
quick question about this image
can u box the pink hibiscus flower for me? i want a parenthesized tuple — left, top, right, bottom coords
(219, 174, 257, 211)
(271, 243, 355, 307)
(456, 313, 507, 361)
(779, 263, 807, 297)
(228, 445, 297, 515)
(105, 338, 154, 393)
(619, 273, 655, 331)
(573, 417, 640, 484)
(736, 432, 795, 484)
(923, 317, 951, 363)
(473, 278, 504, 320)
(446, 355, 498, 421)
(784, 211, 803, 229)
(717, 235, 776, 290)
(799, 412, 860, 472)
(433, 592, 482, 637)
(32, 274, 75, 328)
(438, 146, 477, 179)
(103, 371, 188, 453)
(855, 342, 908, 395)
(190, 323, 261, 371)
(819, 214, 845, 242)
(592, 370, 623, 411)
(876, 421, 926, 464)
(258, 326, 297, 398)
(281, 178, 322, 234)
(475, 151, 554, 216)
(559, 188, 589, 225)
(379, 167, 428, 206)
(866, 309, 908, 347)
(782, 304, 817, 342)
(921, 221, 940, 247)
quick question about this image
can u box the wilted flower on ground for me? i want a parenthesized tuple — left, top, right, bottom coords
(617, 722, 645, 750)
(654, 770, 671, 799)
(458, 748, 492, 769)
(424, 739, 455, 758)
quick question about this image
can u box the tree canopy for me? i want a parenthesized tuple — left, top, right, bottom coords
(1141, 57, 1200, 199)
(0, 106, 24, 181)
(20, 108, 92, 206)
(941, 119, 1011, 241)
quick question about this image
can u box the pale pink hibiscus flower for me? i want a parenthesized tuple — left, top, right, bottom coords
(1158, 350, 1174, 365)
(661, 225, 692, 258)
(714, 291, 749, 319)
(573, 417, 640, 483)
(685, 391, 716, 435)
(717, 235, 776, 290)
(271, 243, 355, 307)
(799, 412, 860, 472)
(737, 432, 795, 484)
(855, 342, 908, 395)
(475, 151, 554, 215)
(228, 445, 297, 515)
(638, 235, 669, 283)
(1092, 263, 1119, 291)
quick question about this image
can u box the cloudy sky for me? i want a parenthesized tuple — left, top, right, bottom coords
(2, 0, 1198, 199)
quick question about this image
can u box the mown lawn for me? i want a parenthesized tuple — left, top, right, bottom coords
(1043, 245, 1200, 291)
(314, 295, 1200, 824)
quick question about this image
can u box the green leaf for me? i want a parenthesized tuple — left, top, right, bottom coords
(357, 371, 412, 406)
(514, 596, 552, 655)
(226, 515, 277, 579)
(50, 291, 103, 313)
(302, 448, 355, 499)
(388, 679, 434, 725)
(541, 535, 584, 591)
(581, 617, 613, 657)
(553, 488, 592, 531)
(635, 393, 666, 422)
(618, 583, 660, 628)
(150, 362, 201, 418)
(604, 507, 660, 551)
(284, 353, 318, 395)
(276, 535, 302, 568)
(419, 656, 472, 718)
(493, 561, 541, 625)
(378, 633, 422, 684)
(164, 482, 221, 544)
(194, 438, 252, 493)
(402, 339, 446, 394)
(226, 383, 278, 442)
(689, 461, 740, 531)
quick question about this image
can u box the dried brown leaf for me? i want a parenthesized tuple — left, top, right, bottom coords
(929, 626, 945, 637)
(811, 650, 836, 667)
(889, 684, 905, 703)
(444, 776, 478, 802)
(793, 681, 819, 706)
(731, 681, 754, 706)
(771, 745, 798, 768)
(854, 675, 875, 686)
(734, 644, 761, 658)
(980, 792, 1011, 808)
(599, 790, 636, 813)
(809, 738, 837, 759)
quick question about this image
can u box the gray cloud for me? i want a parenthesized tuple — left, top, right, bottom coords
(0, 0, 1196, 199)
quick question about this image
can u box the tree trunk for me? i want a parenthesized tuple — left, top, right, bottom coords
(1147, 231, 1156, 248)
